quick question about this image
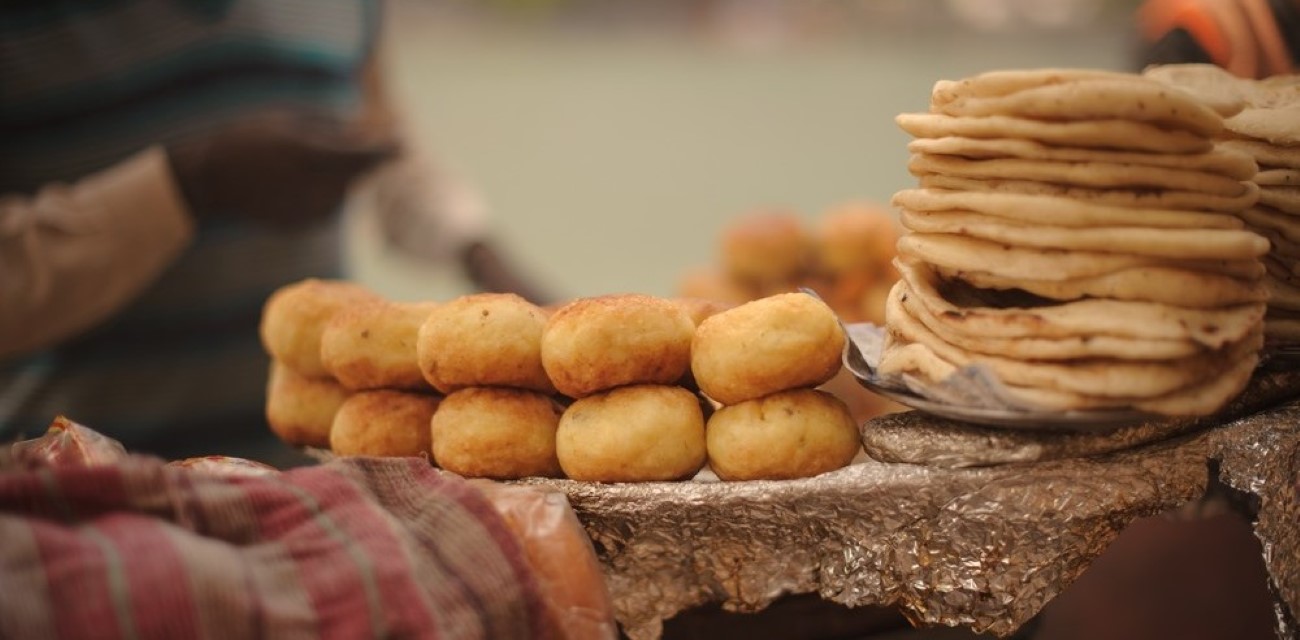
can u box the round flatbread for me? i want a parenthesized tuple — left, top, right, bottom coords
(908, 137, 1256, 180)
(1252, 225, 1300, 261)
(931, 69, 1135, 107)
(884, 282, 1254, 398)
(1239, 207, 1300, 244)
(917, 174, 1260, 213)
(1142, 63, 1253, 117)
(896, 280, 1202, 361)
(877, 335, 960, 382)
(1264, 255, 1300, 282)
(1225, 107, 1300, 146)
(1255, 169, 1300, 186)
(896, 258, 1265, 347)
(1219, 139, 1300, 170)
(895, 113, 1212, 153)
(899, 210, 1268, 260)
(1000, 349, 1259, 415)
(1258, 187, 1300, 216)
(1269, 274, 1300, 310)
(897, 233, 1263, 281)
(937, 264, 1269, 308)
(892, 188, 1243, 229)
(909, 153, 1250, 198)
(937, 78, 1224, 137)
(880, 328, 1258, 415)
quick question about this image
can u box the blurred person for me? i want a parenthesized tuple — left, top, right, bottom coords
(0, 0, 550, 465)
(1137, 0, 1300, 77)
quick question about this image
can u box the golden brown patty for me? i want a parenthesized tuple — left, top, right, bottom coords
(430, 387, 563, 480)
(416, 293, 554, 394)
(321, 301, 438, 391)
(556, 384, 706, 482)
(706, 388, 860, 481)
(265, 361, 350, 448)
(691, 292, 845, 405)
(259, 279, 380, 378)
(330, 390, 440, 458)
(541, 294, 695, 398)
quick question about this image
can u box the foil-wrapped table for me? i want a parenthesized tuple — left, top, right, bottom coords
(525, 370, 1300, 640)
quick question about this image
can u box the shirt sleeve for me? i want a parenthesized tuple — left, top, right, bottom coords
(366, 150, 489, 263)
(0, 147, 196, 359)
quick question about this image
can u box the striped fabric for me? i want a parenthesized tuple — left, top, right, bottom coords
(0, 0, 378, 462)
(0, 454, 557, 639)
(0, 0, 376, 191)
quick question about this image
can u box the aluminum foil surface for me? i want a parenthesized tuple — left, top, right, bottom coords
(524, 390, 1300, 640)
(862, 369, 1300, 468)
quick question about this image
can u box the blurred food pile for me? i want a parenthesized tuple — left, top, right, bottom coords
(677, 203, 901, 324)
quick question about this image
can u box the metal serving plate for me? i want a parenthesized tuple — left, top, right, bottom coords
(840, 327, 1157, 433)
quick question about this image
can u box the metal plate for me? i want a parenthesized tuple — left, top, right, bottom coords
(848, 374, 1157, 432)
(839, 324, 1156, 432)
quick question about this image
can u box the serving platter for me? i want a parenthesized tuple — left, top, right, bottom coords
(838, 321, 1157, 432)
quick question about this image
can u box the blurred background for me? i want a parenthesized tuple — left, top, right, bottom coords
(350, 0, 1136, 301)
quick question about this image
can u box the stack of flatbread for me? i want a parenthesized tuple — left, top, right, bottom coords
(1145, 64, 1300, 346)
(884, 68, 1270, 416)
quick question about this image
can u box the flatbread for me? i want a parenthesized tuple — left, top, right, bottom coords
(896, 233, 1264, 282)
(909, 153, 1250, 198)
(1258, 187, 1300, 216)
(1239, 207, 1300, 244)
(937, 265, 1269, 308)
(899, 210, 1269, 260)
(1142, 63, 1252, 117)
(917, 174, 1260, 213)
(885, 282, 1253, 398)
(881, 330, 1258, 415)
(1225, 107, 1300, 146)
(937, 78, 1224, 137)
(1268, 275, 1300, 310)
(1002, 349, 1258, 415)
(895, 113, 1212, 154)
(1252, 225, 1300, 261)
(896, 280, 1203, 361)
(1219, 139, 1300, 170)
(908, 137, 1256, 180)
(1255, 169, 1300, 186)
(877, 333, 960, 381)
(892, 188, 1243, 230)
(930, 69, 1133, 106)
(896, 258, 1265, 347)
(1264, 255, 1300, 282)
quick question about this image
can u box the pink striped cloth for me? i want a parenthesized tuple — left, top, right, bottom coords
(0, 437, 557, 639)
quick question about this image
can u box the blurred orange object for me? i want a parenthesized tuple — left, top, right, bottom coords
(720, 209, 812, 289)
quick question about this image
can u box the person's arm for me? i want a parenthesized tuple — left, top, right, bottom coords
(365, 153, 558, 305)
(0, 148, 195, 359)
(0, 115, 396, 360)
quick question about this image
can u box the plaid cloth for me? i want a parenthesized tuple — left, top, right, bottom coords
(0, 452, 557, 639)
